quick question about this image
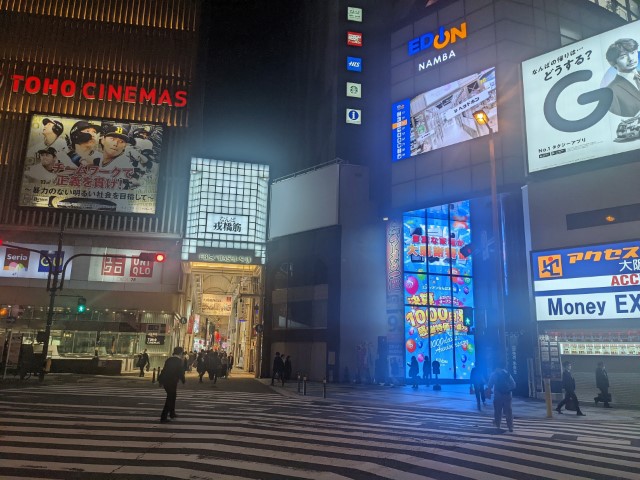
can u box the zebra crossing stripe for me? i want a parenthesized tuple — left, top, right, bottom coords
(2, 418, 637, 480)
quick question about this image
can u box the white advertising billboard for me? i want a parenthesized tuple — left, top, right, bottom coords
(201, 294, 233, 316)
(88, 248, 163, 284)
(20, 114, 163, 213)
(523, 21, 640, 172)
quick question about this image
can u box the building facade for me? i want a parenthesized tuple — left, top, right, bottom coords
(0, 0, 202, 371)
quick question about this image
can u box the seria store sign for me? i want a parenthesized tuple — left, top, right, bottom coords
(532, 240, 640, 321)
(8, 74, 187, 108)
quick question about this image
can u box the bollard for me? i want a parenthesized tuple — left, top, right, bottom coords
(303, 376, 307, 396)
(544, 378, 553, 418)
(297, 374, 301, 393)
(323, 378, 327, 399)
(152, 368, 156, 383)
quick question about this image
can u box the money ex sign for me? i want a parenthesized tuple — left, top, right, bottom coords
(532, 240, 640, 321)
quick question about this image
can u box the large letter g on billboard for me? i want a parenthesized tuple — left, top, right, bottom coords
(543, 70, 613, 132)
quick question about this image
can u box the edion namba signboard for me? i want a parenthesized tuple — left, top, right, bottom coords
(532, 240, 640, 321)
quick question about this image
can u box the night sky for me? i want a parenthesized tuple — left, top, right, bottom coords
(198, 1, 304, 180)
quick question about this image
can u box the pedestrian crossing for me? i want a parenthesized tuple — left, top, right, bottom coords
(1, 383, 639, 479)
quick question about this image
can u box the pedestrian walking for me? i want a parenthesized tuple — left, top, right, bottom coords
(595, 361, 611, 408)
(422, 355, 431, 386)
(470, 365, 487, 410)
(137, 349, 150, 377)
(487, 363, 516, 432)
(408, 356, 419, 388)
(284, 355, 292, 381)
(556, 361, 586, 416)
(196, 351, 206, 383)
(158, 347, 186, 423)
(228, 353, 234, 374)
(271, 352, 285, 386)
(182, 352, 189, 372)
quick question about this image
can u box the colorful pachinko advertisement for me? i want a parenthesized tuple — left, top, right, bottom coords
(392, 68, 497, 161)
(403, 200, 475, 380)
(19, 114, 163, 214)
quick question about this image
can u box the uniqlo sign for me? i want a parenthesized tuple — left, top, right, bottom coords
(347, 31, 363, 47)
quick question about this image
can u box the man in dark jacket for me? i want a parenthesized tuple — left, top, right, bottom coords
(595, 362, 611, 408)
(159, 347, 186, 423)
(271, 352, 285, 386)
(556, 361, 585, 416)
(137, 349, 150, 377)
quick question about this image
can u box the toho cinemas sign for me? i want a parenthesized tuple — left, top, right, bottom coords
(5, 73, 188, 108)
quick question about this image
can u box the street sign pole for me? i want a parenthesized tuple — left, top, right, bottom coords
(40, 224, 64, 381)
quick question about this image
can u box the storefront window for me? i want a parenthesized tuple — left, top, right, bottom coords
(403, 200, 475, 380)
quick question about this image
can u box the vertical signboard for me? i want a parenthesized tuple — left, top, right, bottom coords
(392, 100, 410, 161)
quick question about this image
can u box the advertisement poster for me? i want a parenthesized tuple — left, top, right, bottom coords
(88, 248, 163, 283)
(392, 68, 497, 161)
(403, 200, 475, 380)
(19, 114, 163, 213)
(201, 294, 233, 316)
(532, 239, 640, 321)
(0, 243, 73, 279)
(523, 21, 640, 172)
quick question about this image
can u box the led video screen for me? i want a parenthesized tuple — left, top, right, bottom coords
(392, 68, 497, 161)
(19, 113, 163, 213)
(403, 200, 475, 380)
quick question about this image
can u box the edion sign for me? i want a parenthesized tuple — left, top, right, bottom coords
(407, 22, 467, 56)
(9, 74, 188, 108)
(347, 31, 363, 47)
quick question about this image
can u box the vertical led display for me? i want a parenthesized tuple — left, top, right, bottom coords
(403, 200, 475, 380)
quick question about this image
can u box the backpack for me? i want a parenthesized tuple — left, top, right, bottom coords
(495, 370, 513, 394)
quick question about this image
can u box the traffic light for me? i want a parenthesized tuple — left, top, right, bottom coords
(77, 297, 87, 314)
(0, 306, 9, 318)
(138, 252, 166, 262)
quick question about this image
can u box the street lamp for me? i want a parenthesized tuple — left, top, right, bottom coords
(472, 109, 507, 364)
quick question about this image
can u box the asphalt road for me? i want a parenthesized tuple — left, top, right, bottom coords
(1, 372, 639, 479)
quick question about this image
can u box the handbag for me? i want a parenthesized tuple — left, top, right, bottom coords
(469, 385, 475, 395)
(484, 386, 492, 400)
(565, 397, 577, 411)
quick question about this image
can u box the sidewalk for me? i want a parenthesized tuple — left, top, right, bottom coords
(259, 377, 640, 423)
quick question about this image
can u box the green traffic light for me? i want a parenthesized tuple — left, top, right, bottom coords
(77, 297, 87, 314)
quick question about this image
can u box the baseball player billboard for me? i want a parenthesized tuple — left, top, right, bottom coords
(19, 114, 163, 214)
(522, 20, 640, 173)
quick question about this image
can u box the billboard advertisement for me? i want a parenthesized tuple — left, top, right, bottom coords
(201, 294, 233, 316)
(0, 243, 74, 279)
(392, 68, 497, 161)
(523, 21, 640, 172)
(403, 200, 475, 380)
(19, 114, 163, 213)
(532, 240, 640, 321)
(88, 248, 163, 284)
